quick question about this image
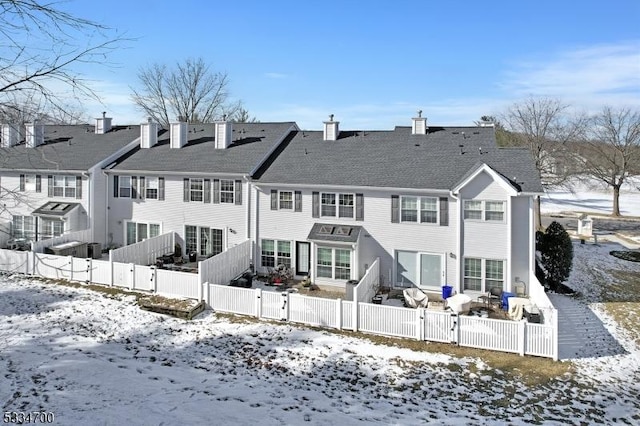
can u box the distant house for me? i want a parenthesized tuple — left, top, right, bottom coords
(105, 119, 297, 255)
(0, 115, 140, 247)
(252, 113, 543, 297)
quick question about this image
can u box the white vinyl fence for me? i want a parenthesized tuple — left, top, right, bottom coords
(0, 244, 557, 360)
(205, 283, 558, 360)
(31, 229, 93, 253)
(200, 240, 253, 285)
(0, 249, 30, 274)
(110, 232, 176, 266)
(353, 257, 379, 303)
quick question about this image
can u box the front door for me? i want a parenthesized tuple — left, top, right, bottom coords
(296, 241, 311, 276)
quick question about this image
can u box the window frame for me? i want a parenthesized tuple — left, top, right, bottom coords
(145, 177, 159, 199)
(40, 218, 64, 240)
(320, 192, 356, 218)
(125, 221, 161, 245)
(464, 200, 506, 222)
(118, 176, 132, 198)
(24, 174, 37, 191)
(278, 191, 293, 210)
(316, 246, 351, 280)
(261, 239, 292, 269)
(12, 215, 36, 240)
(185, 225, 223, 257)
(400, 195, 439, 224)
(189, 178, 204, 202)
(53, 175, 76, 198)
(219, 179, 235, 204)
(463, 257, 505, 293)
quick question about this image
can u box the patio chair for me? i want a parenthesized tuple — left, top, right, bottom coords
(487, 286, 503, 308)
(403, 287, 429, 308)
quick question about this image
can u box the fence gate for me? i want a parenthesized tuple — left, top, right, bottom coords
(112, 262, 134, 289)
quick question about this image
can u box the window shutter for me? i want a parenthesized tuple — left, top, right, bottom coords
(139, 176, 145, 199)
(312, 191, 319, 218)
(19, 174, 25, 191)
(48, 175, 53, 197)
(294, 191, 302, 212)
(35, 175, 41, 192)
(355, 193, 364, 221)
(204, 179, 211, 203)
(183, 178, 189, 202)
(131, 176, 137, 199)
(270, 190, 278, 210)
(391, 195, 399, 223)
(158, 177, 165, 201)
(235, 180, 242, 205)
(439, 197, 449, 226)
(213, 179, 220, 204)
(75, 176, 82, 199)
(113, 176, 119, 198)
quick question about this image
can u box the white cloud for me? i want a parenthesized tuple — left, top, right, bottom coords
(264, 72, 288, 79)
(500, 41, 640, 112)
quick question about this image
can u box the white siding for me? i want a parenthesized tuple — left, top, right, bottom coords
(0, 172, 90, 236)
(107, 175, 246, 249)
(511, 196, 532, 292)
(256, 186, 457, 288)
(460, 170, 510, 259)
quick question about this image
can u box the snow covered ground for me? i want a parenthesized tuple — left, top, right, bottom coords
(541, 179, 640, 217)
(2, 258, 639, 425)
(1, 180, 638, 425)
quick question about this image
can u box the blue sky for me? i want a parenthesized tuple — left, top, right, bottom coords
(61, 0, 639, 129)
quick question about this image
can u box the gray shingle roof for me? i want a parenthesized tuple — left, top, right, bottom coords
(111, 122, 296, 174)
(255, 126, 544, 193)
(0, 125, 140, 171)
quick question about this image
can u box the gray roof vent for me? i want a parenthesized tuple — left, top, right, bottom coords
(1, 123, 19, 147)
(140, 119, 158, 149)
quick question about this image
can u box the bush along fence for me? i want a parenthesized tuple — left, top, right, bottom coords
(0, 238, 558, 360)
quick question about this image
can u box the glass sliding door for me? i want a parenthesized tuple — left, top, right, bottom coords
(420, 253, 442, 288)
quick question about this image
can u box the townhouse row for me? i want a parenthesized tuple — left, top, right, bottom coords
(0, 113, 542, 298)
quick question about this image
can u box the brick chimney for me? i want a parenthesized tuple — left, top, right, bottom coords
(25, 121, 44, 148)
(1, 123, 19, 147)
(411, 110, 427, 135)
(170, 118, 187, 149)
(214, 115, 233, 149)
(95, 111, 112, 134)
(323, 114, 339, 141)
(140, 118, 158, 149)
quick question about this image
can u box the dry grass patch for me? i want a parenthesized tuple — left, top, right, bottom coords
(603, 302, 640, 348)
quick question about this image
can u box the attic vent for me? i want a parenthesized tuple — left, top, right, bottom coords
(452, 131, 459, 135)
(411, 110, 427, 135)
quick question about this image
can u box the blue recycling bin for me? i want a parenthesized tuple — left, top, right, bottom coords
(502, 292, 515, 311)
(442, 285, 453, 300)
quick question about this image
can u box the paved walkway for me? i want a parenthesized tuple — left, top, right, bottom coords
(548, 293, 626, 360)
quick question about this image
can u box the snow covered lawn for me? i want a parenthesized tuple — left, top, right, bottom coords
(1, 268, 639, 425)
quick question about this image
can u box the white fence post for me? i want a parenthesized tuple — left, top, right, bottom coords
(450, 313, 459, 344)
(416, 308, 424, 341)
(198, 263, 203, 301)
(518, 320, 526, 356)
(67, 256, 73, 282)
(108, 250, 114, 287)
(150, 266, 157, 292)
(552, 308, 559, 361)
(29, 250, 35, 275)
(87, 258, 92, 284)
(353, 300, 359, 332)
(336, 298, 342, 330)
(281, 292, 289, 321)
(256, 288, 262, 318)
(129, 263, 135, 290)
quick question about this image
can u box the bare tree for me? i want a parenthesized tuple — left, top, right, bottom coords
(501, 97, 587, 229)
(579, 107, 640, 217)
(0, 0, 125, 116)
(231, 107, 259, 123)
(131, 57, 244, 127)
